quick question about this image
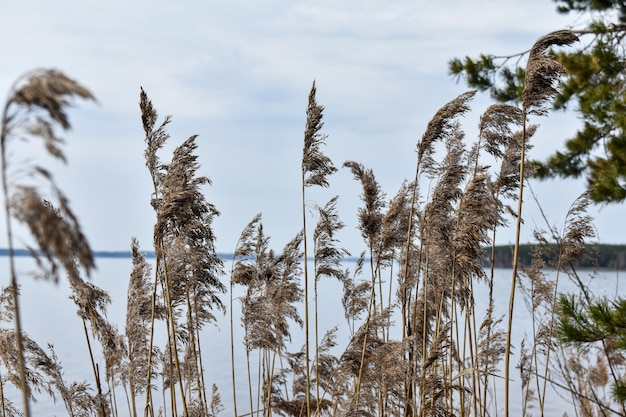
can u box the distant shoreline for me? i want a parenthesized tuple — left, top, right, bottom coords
(0, 248, 156, 259)
(1, 244, 625, 269)
(0, 249, 365, 263)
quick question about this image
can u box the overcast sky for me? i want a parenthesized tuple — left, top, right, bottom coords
(0, 0, 623, 257)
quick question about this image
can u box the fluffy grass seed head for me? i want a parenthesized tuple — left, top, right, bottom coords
(523, 30, 579, 116)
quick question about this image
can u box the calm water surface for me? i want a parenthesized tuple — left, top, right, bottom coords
(1, 256, 623, 416)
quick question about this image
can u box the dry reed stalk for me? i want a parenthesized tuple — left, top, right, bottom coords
(232, 216, 305, 416)
(160, 136, 224, 412)
(401, 90, 474, 415)
(503, 30, 579, 417)
(270, 327, 336, 417)
(524, 188, 600, 415)
(139, 88, 170, 414)
(516, 246, 551, 412)
(452, 166, 499, 417)
(333, 308, 393, 415)
(420, 124, 467, 414)
(342, 161, 389, 410)
(262, 231, 304, 416)
(312, 195, 348, 413)
(0, 69, 95, 417)
(139, 88, 225, 416)
(378, 181, 414, 342)
(68, 263, 121, 417)
(32, 196, 122, 417)
(233, 219, 269, 416)
(125, 238, 157, 417)
(476, 118, 530, 415)
(301, 80, 336, 417)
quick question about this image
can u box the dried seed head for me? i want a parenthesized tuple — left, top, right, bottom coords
(523, 30, 579, 116)
(418, 90, 476, 172)
(302, 81, 337, 187)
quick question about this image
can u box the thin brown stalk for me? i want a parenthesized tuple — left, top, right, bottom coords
(139, 87, 170, 414)
(312, 195, 348, 414)
(504, 30, 578, 417)
(83, 317, 107, 416)
(301, 80, 336, 417)
(231, 213, 263, 416)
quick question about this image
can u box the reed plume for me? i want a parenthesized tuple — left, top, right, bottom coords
(478, 104, 523, 158)
(559, 191, 596, 266)
(0, 328, 103, 416)
(342, 253, 369, 335)
(379, 181, 415, 270)
(231, 215, 267, 416)
(208, 384, 224, 417)
(475, 302, 506, 387)
(453, 167, 496, 282)
(417, 90, 476, 176)
(0, 286, 18, 417)
(336, 308, 404, 416)
(232, 219, 273, 350)
(232, 216, 305, 416)
(27, 191, 121, 417)
(343, 162, 386, 250)
(0, 288, 52, 412)
(407, 88, 476, 306)
(157, 135, 225, 412)
(522, 30, 580, 117)
(489, 129, 535, 223)
(125, 238, 160, 417)
(343, 162, 401, 335)
(228, 213, 263, 415)
(43, 344, 101, 417)
(270, 329, 335, 417)
(420, 123, 466, 314)
(313, 196, 349, 284)
(449, 166, 501, 414)
(419, 124, 469, 414)
(267, 232, 305, 352)
(302, 82, 337, 189)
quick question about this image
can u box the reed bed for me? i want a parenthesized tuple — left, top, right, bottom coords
(0, 31, 622, 417)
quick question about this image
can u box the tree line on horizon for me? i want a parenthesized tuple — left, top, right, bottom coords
(487, 243, 626, 270)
